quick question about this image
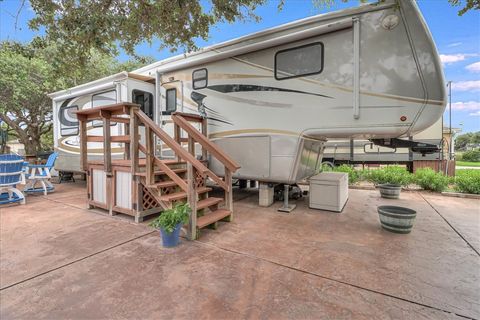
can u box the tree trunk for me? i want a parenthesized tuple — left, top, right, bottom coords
(20, 137, 41, 156)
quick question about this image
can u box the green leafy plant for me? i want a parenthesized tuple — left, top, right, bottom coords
(333, 164, 359, 184)
(150, 202, 190, 234)
(454, 170, 480, 194)
(356, 169, 370, 182)
(414, 168, 449, 192)
(461, 150, 480, 162)
(367, 166, 413, 186)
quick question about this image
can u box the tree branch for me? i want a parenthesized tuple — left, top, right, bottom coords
(15, 0, 26, 31)
(0, 112, 27, 141)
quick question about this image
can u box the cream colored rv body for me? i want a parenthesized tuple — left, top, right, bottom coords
(50, 0, 446, 184)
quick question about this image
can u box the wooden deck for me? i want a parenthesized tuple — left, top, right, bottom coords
(76, 102, 240, 238)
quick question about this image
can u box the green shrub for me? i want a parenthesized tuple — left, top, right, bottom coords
(321, 162, 334, 172)
(356, 169, 370, 182)
(149, 202, 190, 233)
(461, 150, 480, 162)
(367, 166, 413, 186)
(414, 168, 449, 192)
(333, 164, 359, 184)
(454, 170, 480, 194)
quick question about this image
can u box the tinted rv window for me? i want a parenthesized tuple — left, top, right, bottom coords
(59, 105, 79, 136)
(192, 68, 208, 89)
(164, 88, 177, 115)
(132, 90, 154, 120)
(275, 43, 324, 80)
(92, 90, 117, 127)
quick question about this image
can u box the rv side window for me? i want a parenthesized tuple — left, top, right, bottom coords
(59, 105, 79, 136)
(164, 88, 177, 115)
(274, 42, 324, 80)
(192, 68, 208, 89)
(132, 90, 154, 120)
(92, 90, 117, 127)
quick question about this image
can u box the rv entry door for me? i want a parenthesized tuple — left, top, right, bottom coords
(160, 79, 184, 158)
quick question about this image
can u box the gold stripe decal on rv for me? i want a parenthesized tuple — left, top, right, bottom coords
(208, 129, 320, 140)
(208, 125, 411, 140)
(228, 57, 444, 106)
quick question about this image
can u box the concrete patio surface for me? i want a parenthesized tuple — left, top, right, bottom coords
(1, 181, 479, 319)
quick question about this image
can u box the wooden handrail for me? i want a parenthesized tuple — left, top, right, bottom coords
(134, 110, 209, 175)
(138, 144, 188, 192)
(172, 112, 203, 123)
(171, 114, 240, 172)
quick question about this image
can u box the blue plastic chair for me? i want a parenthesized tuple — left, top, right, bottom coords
(0, 154, 26, 205)
(24, 152, 58, 195)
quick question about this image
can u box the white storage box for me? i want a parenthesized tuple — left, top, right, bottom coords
(309, 172, 348, 212)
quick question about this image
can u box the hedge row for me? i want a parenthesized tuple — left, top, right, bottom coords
(326, 165, 479, 194)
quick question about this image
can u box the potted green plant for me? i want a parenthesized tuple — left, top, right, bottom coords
(149, 202, 190, 247)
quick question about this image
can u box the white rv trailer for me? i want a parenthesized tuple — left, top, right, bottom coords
(49, 0, 446, 185)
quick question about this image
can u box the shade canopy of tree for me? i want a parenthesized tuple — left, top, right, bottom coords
(448, 0, 480, 15)
(25, 0, 478, 68)
(28, 0, 267, 66)
(0, 41, 152, 155)
(455, 132, 480, 151)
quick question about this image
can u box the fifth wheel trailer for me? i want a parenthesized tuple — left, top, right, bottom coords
(49, 0, 446, 186)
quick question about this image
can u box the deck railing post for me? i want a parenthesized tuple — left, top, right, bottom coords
(130, 107, 139, 175)
(79, 119, 88, 171)
(174, 123, 181, 162)
(103, 117, 112, 175)
(124, 121, 130, 160)
(224, 167, 233, 221)
(145, 126, 154, 185)
(187, 163, 197, 240)
(102, 115, 113, 215)
(129, 107, 140, 217)
(188, 135, 195, 157)
(201, 118, 208, 161)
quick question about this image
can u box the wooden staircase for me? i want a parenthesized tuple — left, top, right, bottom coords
(76, 103, 240, 240)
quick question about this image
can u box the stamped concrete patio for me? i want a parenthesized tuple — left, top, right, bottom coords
(1, 181, 479, 319)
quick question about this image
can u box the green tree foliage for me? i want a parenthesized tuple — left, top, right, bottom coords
(22, 0, 477, 68)
(0, 41, 152, 155)
(455, 132, 480, 151)
(448, 0, 480, 15)
(461, 150, 480, 162)
(28, 0, 267, 65)
(0, 43, 60, 155)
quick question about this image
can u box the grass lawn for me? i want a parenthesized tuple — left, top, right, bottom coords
(456, 161, 480, 167)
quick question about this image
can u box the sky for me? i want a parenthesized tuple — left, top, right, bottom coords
(0, 0, 479, 133)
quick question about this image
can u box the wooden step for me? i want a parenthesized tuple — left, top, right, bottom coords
(197, 197, 223, 210)
(197, 209, 231, 229)
(161, 159, 187, 165)
(135, 168, 186, 177)
(149, 179, 187, 189)
(159, 187, 212, 202)
(86, 135, 130, 143)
